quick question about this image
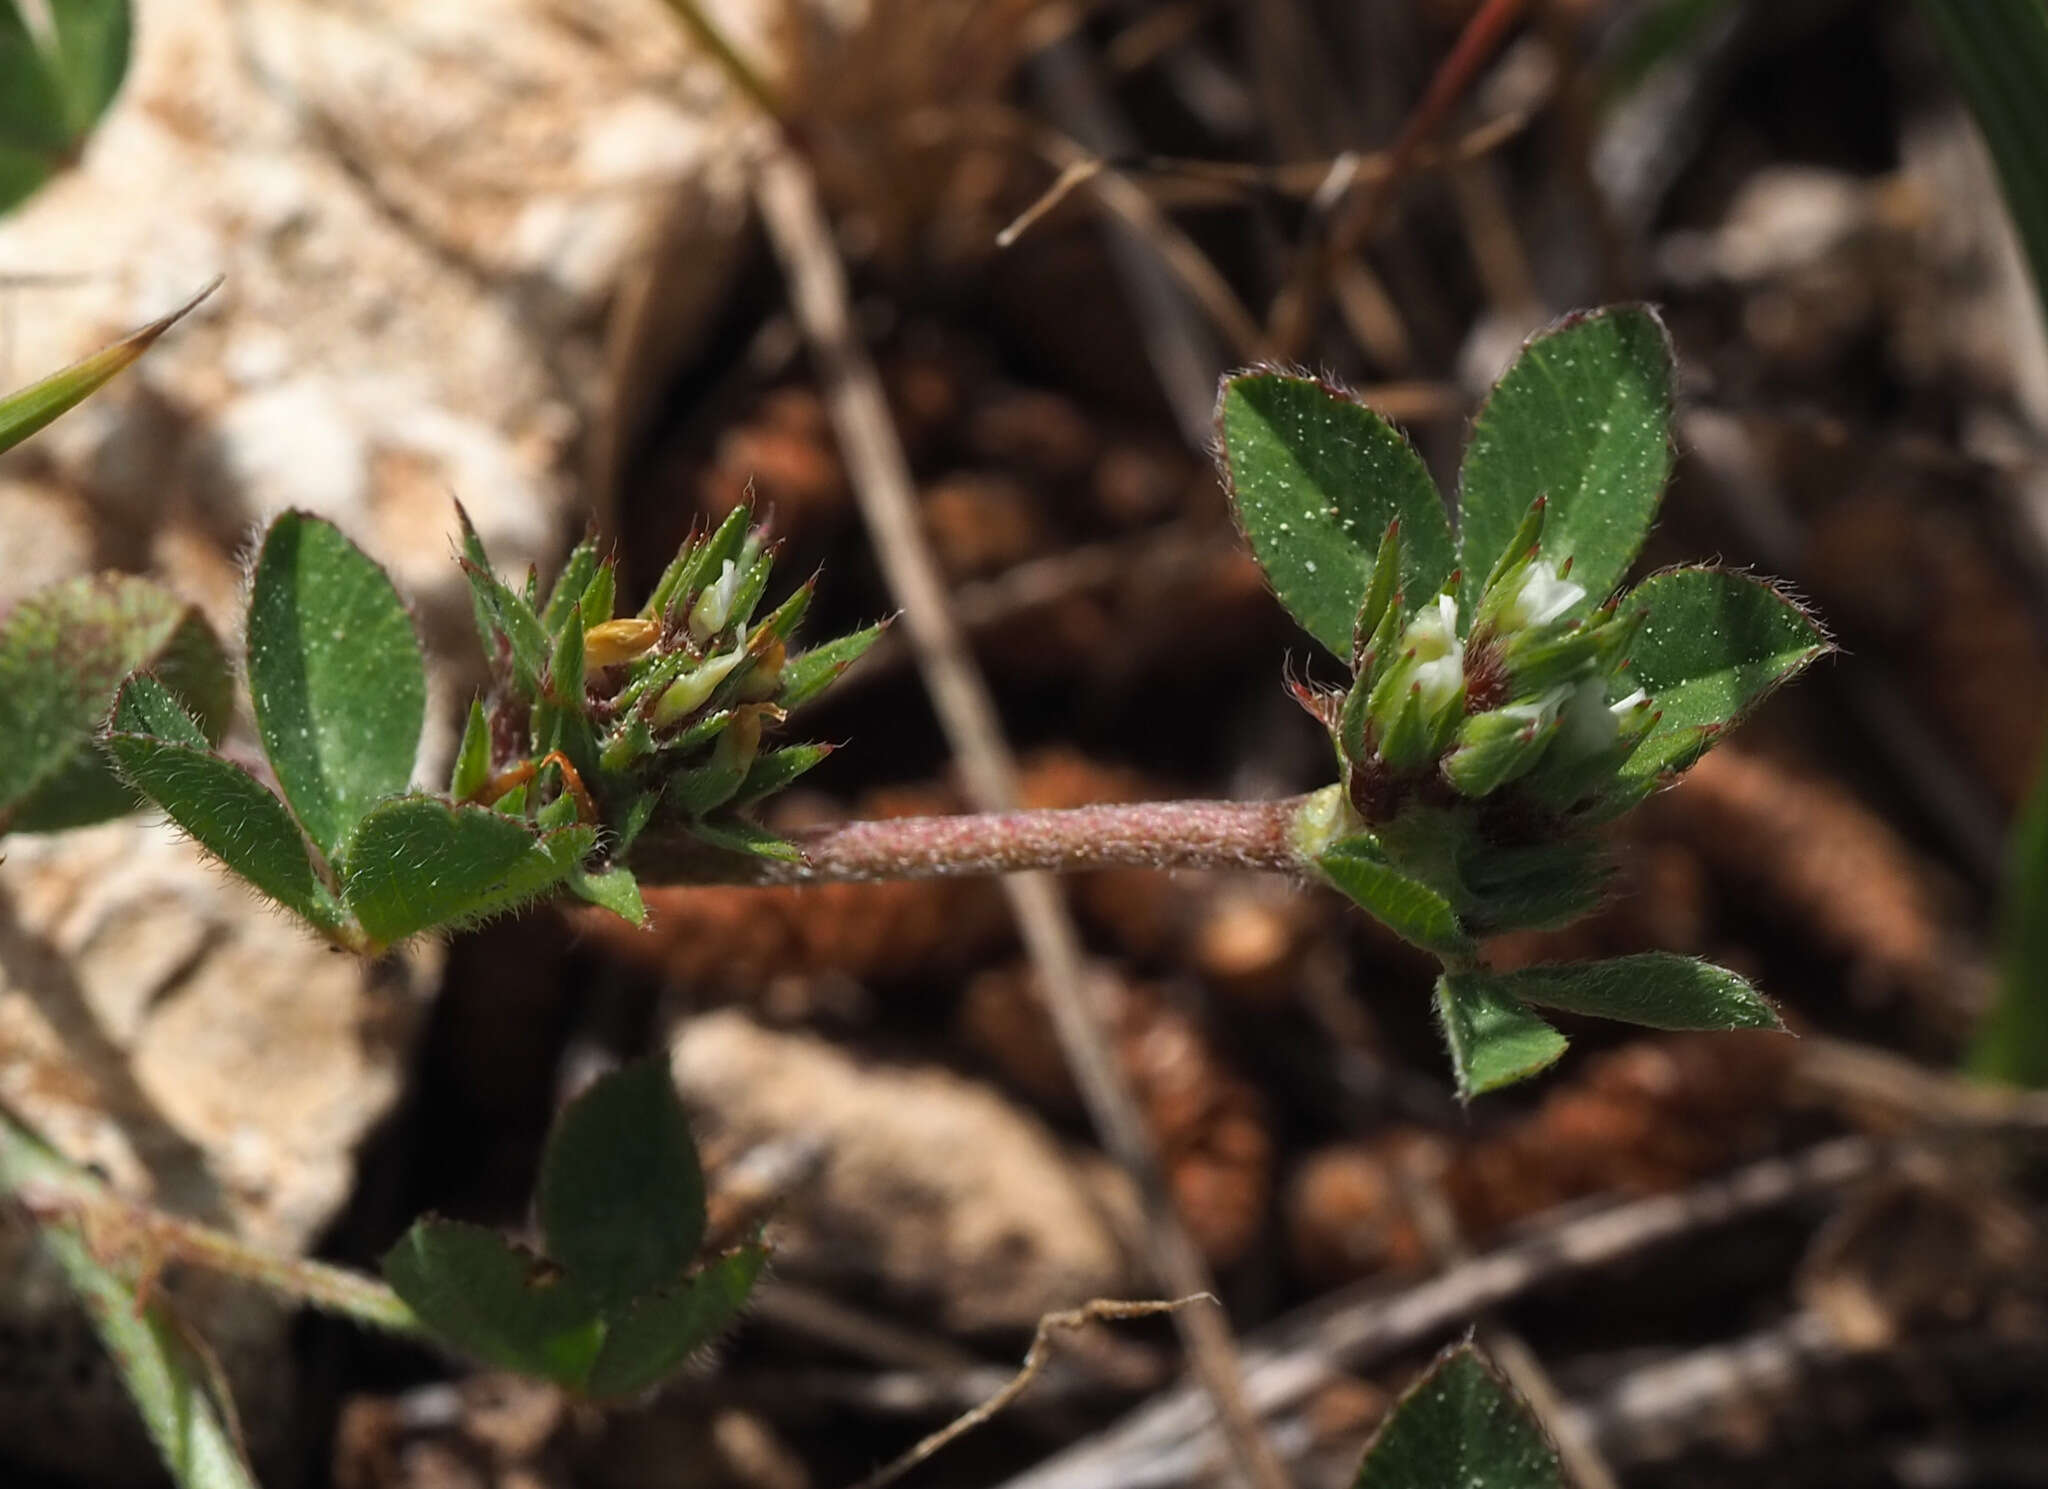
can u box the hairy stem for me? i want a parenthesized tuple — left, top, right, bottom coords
(632, 795, 1313, 885)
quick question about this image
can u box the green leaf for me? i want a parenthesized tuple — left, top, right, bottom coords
(1435, 971, 1569, 1099)
(1622, 567, 1829, 773)
(1914, 0, 2048, 344)
(777, 622, 888, 710)
(1460, 837, 1614, 934)
(1352, 1342, 1566, 1489)
(1481, 953, 1783, 1031)
(1318, 834, 1475, 958)
(583, 1244, 766, 1400)
(382, 1220, 605, 1387)
(247, 512, 425, 859)
(0, 1108, 261, 1489)
(338, 795, 585, 946)
(110, 669, 207, 744)
(1218, 372, 1456, 657)
(46, 0, 130, 132)
(0, 572, 231, 832)
(1457, 306, 1673, 613)
(539, 1059, 707, 1314)
(0, 0, 130, 215)
(107, 680, 344, 932)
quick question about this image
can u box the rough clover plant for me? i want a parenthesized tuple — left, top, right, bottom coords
(0, 294, 1830, 1489)
(1220, 305, 1829, 1096)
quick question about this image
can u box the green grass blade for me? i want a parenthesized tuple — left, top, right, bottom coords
(1915, 0, 2048, 334)
(0, 279, 216, 453)
(0, 1108, 261, 1489)
(1972, 734, 2048, 1085)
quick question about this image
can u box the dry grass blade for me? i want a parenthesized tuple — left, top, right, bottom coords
(752, 143, 1289, 1489)
(847, 1296, 1216, 1489)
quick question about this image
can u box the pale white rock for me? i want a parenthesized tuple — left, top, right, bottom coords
(671, 1010, 1133, 1332)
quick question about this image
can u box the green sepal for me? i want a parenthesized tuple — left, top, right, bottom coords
(1352, 521, 1403, 671)
(1370, 678, 1435, 773)
(381, 1220, 606, 1388)
(581, 559, 617, 629)
(541, 536, 601, 635)
(777, 622, 888, 711)
(601, 715, 656, 774)
(667, 715, 759, 817)
(534, 785, 579, 831)
(451, 699, 492, 801)
(721, 551, 776, 637)
(1318, 834, 1475, 958)
(1479, 494, 1549, 601)
(647, 505, 750, 624)
(689, 815, 804, 862)
(548, 597, 587, 705)
(1435, 971, 1569, 1099)
(734, 743, 832, 806)
(749, 573, 817, 647)
(1497, 621, 1606, 696)
(614, 791, 659, 853)
(662, 709, 733, 757)
(539, 1060, 707, 1315)
(582, 1245, 767, 1401)
(457, 504, 550, 698)
(1441, 707, 1557, 798)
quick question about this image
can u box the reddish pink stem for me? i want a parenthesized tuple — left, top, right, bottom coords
(635, 796, 1311, 885)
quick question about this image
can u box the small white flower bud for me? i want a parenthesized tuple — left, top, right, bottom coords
(1500, 559, 1586, 633)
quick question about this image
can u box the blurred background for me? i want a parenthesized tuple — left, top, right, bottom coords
(3, 0, 2047, 1485)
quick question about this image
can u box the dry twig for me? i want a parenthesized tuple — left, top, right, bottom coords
(847, 1296, 1214, 1489)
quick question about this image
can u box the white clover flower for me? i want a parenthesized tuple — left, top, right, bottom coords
(1501, 559, 1586, 632)
(1548, 676, 1623, 767)
(1402, 594, 1464, 718)
(689, 559, 745, 642)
